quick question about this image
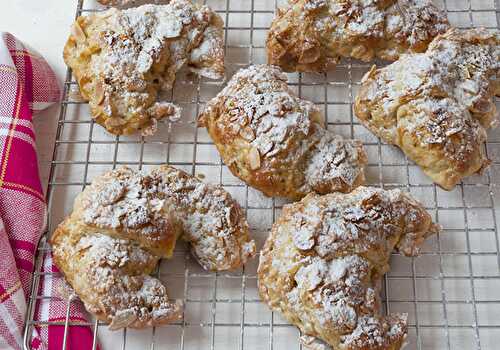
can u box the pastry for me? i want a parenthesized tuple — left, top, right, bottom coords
(51, 166, 255, 329)
(98, 0, 143, 6)
(63, 1, 224, 135)
(267, 0, 449, 72)
(97, 0, 166, 7)
(199, 65, 367, 200)
(355, 28, 500, 190)
(97, 0, 137, 6)
(258, 186, 439, 349)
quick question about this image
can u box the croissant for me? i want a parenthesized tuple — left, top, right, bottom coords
(267, 0, 449, 72)
(258, 186, 439, 350)
(63, 1, 224, 135)
(199, 65, 367, 200)
(97, 0, 169, 7)
(51, 165, 255, 329)
(97, 0, 142, 6)
(97, 0, 134, 6)
(355, 28, 500, 190)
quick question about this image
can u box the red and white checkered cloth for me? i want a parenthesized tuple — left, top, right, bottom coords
(0, 33, 99, 350)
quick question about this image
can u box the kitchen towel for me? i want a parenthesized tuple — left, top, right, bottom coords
(0, 32, 98, 350)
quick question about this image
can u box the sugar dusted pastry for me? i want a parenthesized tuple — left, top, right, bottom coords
(97, 0, 135, 6)
(199, 65, 367, 200)
(258, 186, 439, 350)
(267, 0, 449, 72)
(63, 1, 224, 135)
(355, 28, 500, 190)
(51, 166, 255, 329)
(97, 0, 167, 7)
(97, 0, 141, 6)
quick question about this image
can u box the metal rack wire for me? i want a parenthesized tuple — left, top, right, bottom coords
(23, 0, 500, 349)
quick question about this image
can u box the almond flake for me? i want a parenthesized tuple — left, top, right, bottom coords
(71, 22, 87, 43)
(95, 81, 105, 105)
(248, 147, 261, 170)
(105, 117, 127, 128)
(240, 127, 255, 142)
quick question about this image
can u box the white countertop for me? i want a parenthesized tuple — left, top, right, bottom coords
(1, 0, 76, 192)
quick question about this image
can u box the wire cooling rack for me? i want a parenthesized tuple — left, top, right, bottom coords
(22, 0, 500, 349)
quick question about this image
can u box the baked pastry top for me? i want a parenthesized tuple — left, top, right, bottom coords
(267, 0, 449, 72)
(51, 166, 255, 329)
(97, 0, 134, 6)
(199, 65, 367, 200)
(258, 186, 439, 350)
(97, 0, 141, 6)
(97, 0, 166, 7)
(63, 1, 224, 135)
(355, 28, 500, 190)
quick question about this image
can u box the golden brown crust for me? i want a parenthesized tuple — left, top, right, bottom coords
(354, 28, 500, 190)
(199, 65, 367, 200)
(63, 1, 224, 135)
(51, 224, 183, 330)
(97, 0, 135, 6)
(51, 166, 255, 329)
(97, 0, 170, 6)
(149, 165, 256, 271)
(267, 0, 449, 72)
(97, 0, 149, 6)
(258, 186, 439, 350)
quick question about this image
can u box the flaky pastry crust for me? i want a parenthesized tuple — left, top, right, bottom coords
(97, 0, 171, 7)
(63, 1, 224, 135)
(98, 0, 148, 6)
(267, 0, 449, 72)
(51, 166, 255, 329)
(355, 28, 500, 190)
(97, 0, 138, 6)
(258, 186, 439, 350)
(199, 65, 367, 200)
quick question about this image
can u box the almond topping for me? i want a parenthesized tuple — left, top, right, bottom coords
(240, 115, 249, 126)
(71, 22, 87, 43)
(240, 126, 255, 142)
(105, 117, 127, 128)
(248, 147, 261, 170)
(94, 81, 105, 105)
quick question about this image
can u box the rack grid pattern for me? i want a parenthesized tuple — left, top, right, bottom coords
(23, 0, 500, 349)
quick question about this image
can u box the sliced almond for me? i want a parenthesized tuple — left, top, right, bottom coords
(298, 44, 320, 64)
(464, 67, 471, 79)
(149, 102, 181, 121)
(257, 119, 272, 134)
(229, 123, 240, 135)
(109, 310, 137, 331)
(258, 139, 274, 156)
(71, 21, 87, 43)
(461, 79, 479, 94)
(240, 126, 255, 142)
(105, 117, 127, 128)
(240, 115, 249, 126)
(94, 81, 105, 105)
(361, 65, 376, 83)
(248, 147, 261, 170)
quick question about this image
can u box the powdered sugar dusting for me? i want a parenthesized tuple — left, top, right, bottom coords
(52, 165, 256, 329)
(267, 0, 449, 72)
(80, 166, 255, 271)
(259, 186, 439, 349)
(66, 1, 224, 135)
(356, 28, 499, 189)
(200, 65, 366, 199)
(150, 165, 256, 270)
(62, 232, 182, 330)
(79, 167, 179, 249)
